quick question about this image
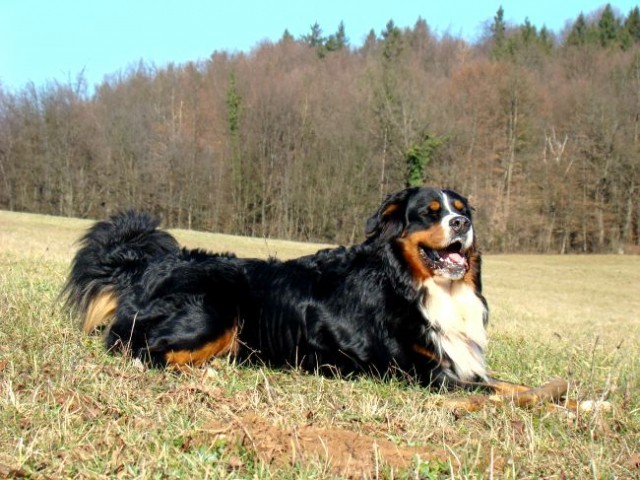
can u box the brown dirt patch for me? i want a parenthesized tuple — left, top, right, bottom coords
(197, 414, 446, 477)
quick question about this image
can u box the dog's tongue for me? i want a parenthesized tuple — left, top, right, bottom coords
(442, 251, 465, 265)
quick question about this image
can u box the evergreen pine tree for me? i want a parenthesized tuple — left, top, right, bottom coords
(302, 22, 328, 58)
(625, 6, 640, 42)
(567, 13, 588, 46)
(598, 4, 620, 47)
(226, 72, 241, 137)
(325, 21, 348, 52)
(302, 22, 325, 47)
(405, 135, 446, 187)
(491, 6, 507, 58)
(520, 18, 537, 45)
(539, 26, 554, 54)
(381, 20, 403, 62)
(280, 29, 294, 44)
(226, 71, 244, 229)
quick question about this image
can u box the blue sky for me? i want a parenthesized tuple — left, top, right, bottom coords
(2, 1, 638, 92)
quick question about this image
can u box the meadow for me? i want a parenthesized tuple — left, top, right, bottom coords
(0, 210, 638, 478)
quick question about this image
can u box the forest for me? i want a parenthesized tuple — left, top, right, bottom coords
(1, 4, 639, 253)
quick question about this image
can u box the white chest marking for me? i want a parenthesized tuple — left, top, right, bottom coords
(419, 277, 488, 382)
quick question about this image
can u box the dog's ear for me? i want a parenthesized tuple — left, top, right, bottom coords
(365, 188, 414, 241)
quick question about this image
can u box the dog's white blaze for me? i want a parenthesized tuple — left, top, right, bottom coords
(441, 192, 474, 250)
(420, 276, 488, 382)
(440, 192, 456, 241)
(441, 192, 454, 213)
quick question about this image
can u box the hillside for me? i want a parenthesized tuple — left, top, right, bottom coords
(2, 5, 640, 253)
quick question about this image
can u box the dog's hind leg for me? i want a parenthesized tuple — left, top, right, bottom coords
(105, 291, 241, 368)
(163, 323, 239, 367)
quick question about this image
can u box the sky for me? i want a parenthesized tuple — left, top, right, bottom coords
(2, 0, 639, 93)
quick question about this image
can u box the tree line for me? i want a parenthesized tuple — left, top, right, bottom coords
(1, 4, 639, 253)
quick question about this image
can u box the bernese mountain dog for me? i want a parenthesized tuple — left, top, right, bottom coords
(62, 186, 515, 392)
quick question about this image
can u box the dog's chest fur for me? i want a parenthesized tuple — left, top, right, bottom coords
(419, 277, 488, 382)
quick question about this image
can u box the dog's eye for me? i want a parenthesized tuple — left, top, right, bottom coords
(417, 200, 442, 219)
(452, 200, 465, 212)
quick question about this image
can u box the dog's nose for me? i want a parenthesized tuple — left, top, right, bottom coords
(449, 216, 470, 234)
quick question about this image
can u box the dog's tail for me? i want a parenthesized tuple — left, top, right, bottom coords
(62, 211, 180, 334)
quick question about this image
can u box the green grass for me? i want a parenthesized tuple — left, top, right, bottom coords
(0, 210, 639, 478)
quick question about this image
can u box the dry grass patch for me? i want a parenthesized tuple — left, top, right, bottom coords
(0, 210, 332, 263)
(0, 210, 638, 478)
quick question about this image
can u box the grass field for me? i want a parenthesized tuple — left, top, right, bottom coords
(1, 210, 639, 479)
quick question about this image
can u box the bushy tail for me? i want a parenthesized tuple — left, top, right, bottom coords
(62, 211, 180, 333)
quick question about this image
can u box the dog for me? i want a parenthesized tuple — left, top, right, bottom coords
(63, 186, 564, 400)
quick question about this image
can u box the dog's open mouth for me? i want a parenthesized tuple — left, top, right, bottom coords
(419, 241, 468, 280)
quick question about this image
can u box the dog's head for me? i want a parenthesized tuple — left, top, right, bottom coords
(366, 187, 476, 282)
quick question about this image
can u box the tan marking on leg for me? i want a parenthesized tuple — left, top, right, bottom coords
(165, 326, 238, 366)
(486, 377, 533, 395)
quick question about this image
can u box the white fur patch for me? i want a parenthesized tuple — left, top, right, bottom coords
(419, 277, 488, 382)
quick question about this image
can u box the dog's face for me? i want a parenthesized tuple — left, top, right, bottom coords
(366, 187, 476, 282)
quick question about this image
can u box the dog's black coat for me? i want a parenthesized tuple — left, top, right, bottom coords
(64, 187, 489, 389)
